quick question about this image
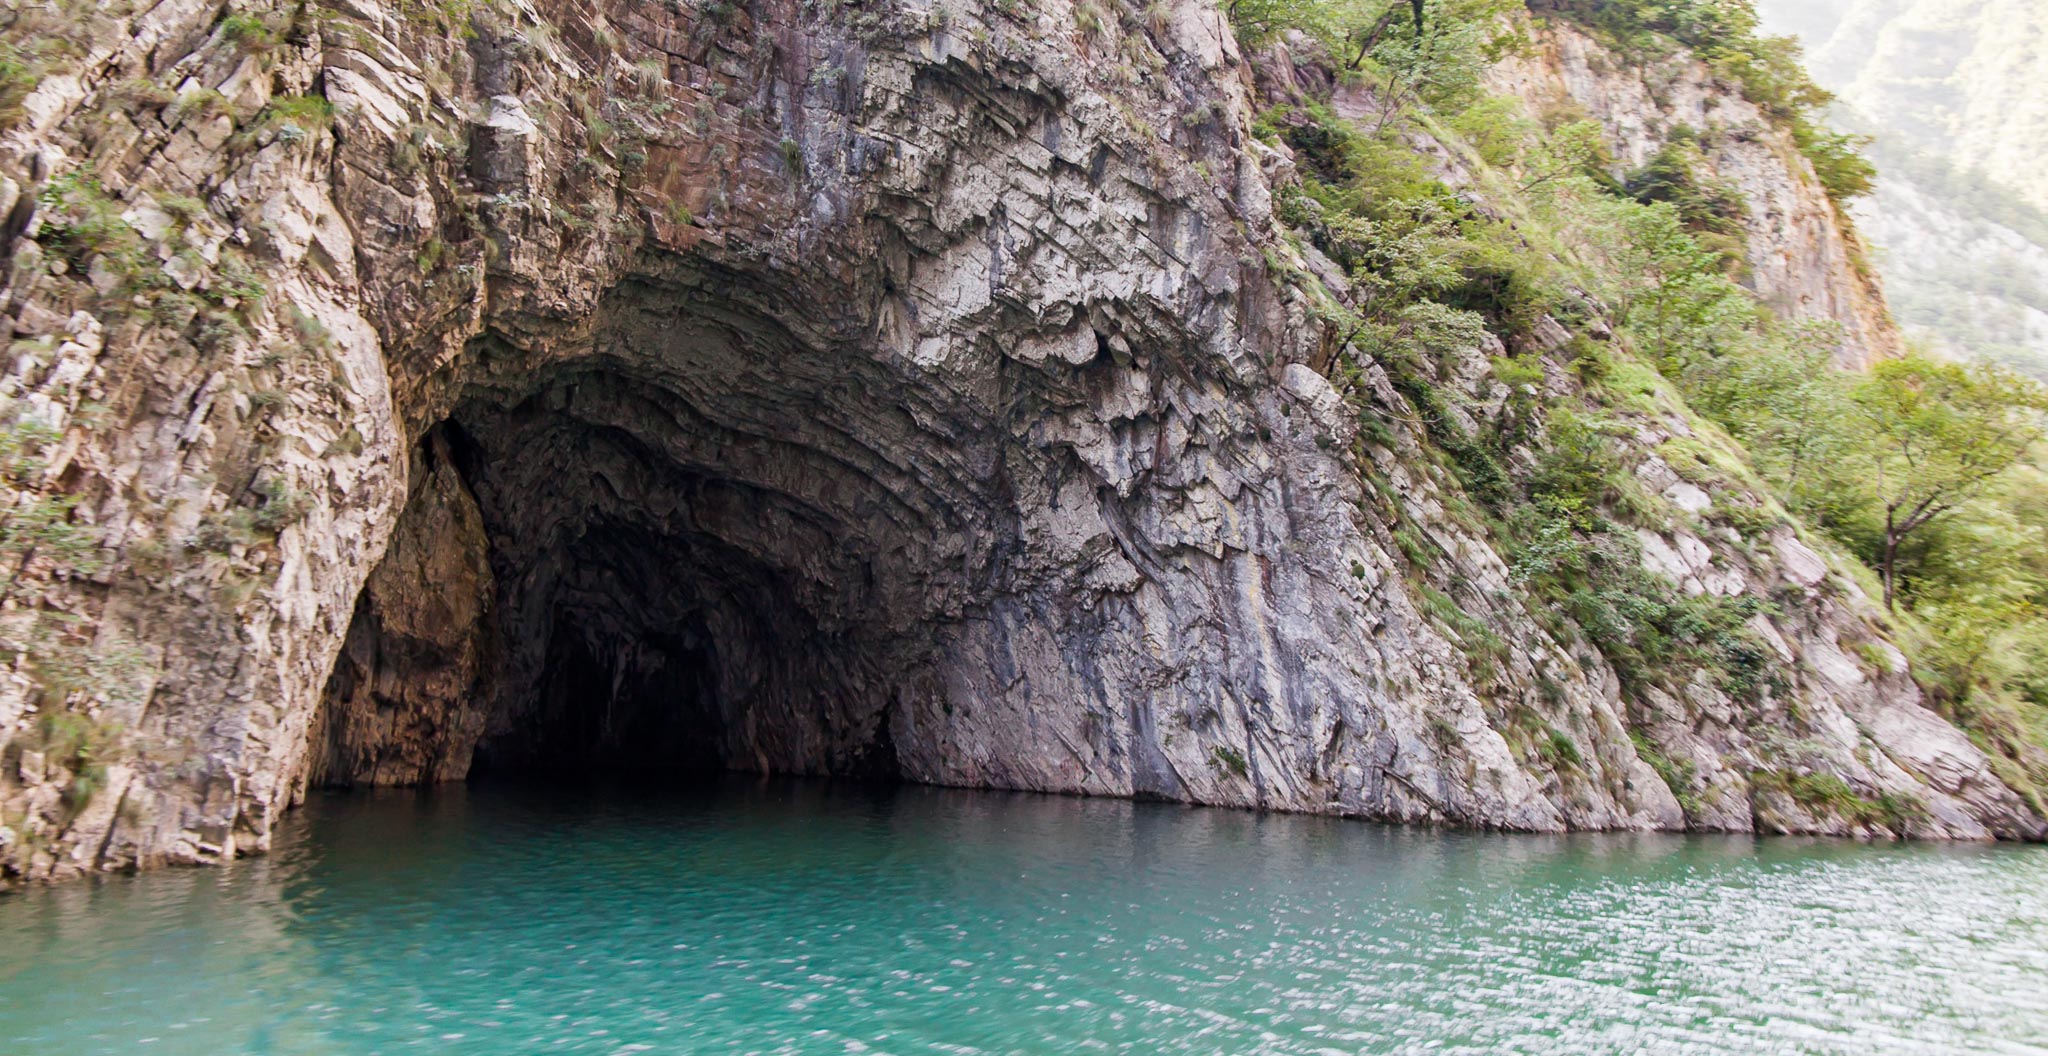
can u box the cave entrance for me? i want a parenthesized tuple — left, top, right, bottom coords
(311, 283, 979, 792)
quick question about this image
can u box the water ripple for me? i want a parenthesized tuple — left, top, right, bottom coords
(1, 779, 2045, 1055)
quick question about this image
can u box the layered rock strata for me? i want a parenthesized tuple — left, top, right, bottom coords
(0, 0, 2036, 884)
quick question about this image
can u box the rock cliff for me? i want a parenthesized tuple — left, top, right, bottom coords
(0, 0, 2038, 885)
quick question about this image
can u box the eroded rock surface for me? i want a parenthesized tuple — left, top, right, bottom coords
(0, 0, 2038, 884)
(308, 431, 492, 788)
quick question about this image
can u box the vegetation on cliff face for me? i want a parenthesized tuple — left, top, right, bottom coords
(0, 0, 2041, 879)
(1535, 0, 1875, 203)
(1234, 0, 2048, 811)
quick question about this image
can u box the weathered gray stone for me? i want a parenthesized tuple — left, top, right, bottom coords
(0, 0, 2036, 887)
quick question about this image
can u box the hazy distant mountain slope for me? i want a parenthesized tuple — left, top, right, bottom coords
(1763, 0, 2048, 210)
(1756, 0, 2048, 375)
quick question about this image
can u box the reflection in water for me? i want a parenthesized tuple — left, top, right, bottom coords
(2, 778, 2045, 1054)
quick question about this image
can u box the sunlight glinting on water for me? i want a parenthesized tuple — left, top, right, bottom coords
(1, 779, 2043, 1055)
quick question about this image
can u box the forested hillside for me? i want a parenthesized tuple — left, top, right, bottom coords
(1756, 0, 2048, 379)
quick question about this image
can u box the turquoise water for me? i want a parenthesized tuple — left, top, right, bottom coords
(1, 779, 2045, 1055)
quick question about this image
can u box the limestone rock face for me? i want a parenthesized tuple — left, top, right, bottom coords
(0, 0, 2038, 884)
(307, 432, 493, 789)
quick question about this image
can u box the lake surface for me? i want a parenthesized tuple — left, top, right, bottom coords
(1, 778, 2044, 1055)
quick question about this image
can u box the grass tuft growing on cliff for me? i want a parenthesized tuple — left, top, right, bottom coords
(218, 13, 276, 53)
(1750, 769, 1926, 833)
(0, 1, 95, 131)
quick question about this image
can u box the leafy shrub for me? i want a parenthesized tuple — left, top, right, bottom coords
(250, 477, 311, 532)
(1624, 134, 1747, 246)
(0, 42, 44, 129)
(1750, 769, 1925, 831)
(35, 171, 148, 280)
(0, 495, 107, 586)
(1210, 744, 1250, 777)
(1792, 122, 1876, 202)
(218, 13, 275, 52)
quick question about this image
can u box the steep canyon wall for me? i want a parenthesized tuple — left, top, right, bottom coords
(0, 0, 2035, 884)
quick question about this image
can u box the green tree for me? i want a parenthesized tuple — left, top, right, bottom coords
(1229, 0, 1518, 121)
(1595, 199, 1754, 369)
(1513, 118, 1607, 191)
(1850, 355, 2048, 609)
(1362, 5, 1501, 130)
(1224, 0, 1342, 50)
(1681, 321, 1850, 502)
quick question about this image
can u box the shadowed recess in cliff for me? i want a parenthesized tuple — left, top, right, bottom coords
(311, 278, 1003, 788)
